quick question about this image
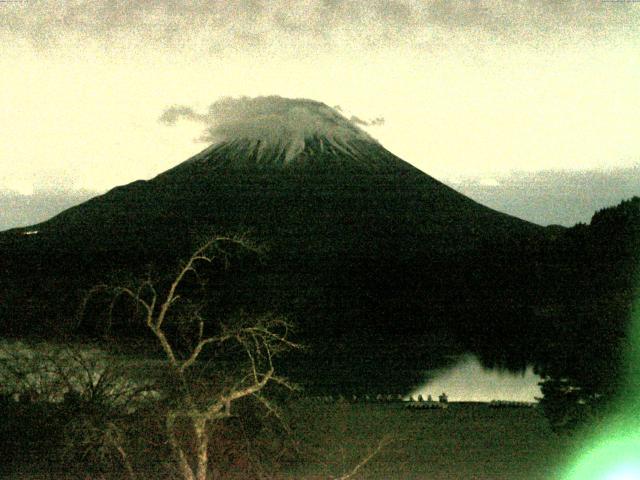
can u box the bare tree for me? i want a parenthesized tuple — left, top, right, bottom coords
(83, 235, 300, 480)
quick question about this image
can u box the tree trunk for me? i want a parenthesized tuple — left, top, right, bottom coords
(194, 417, 209, 480)
(167, 412, 196, 480)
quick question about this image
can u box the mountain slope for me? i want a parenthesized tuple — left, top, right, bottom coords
(0, 99, 550, 392)
(19, 134, 540, 255)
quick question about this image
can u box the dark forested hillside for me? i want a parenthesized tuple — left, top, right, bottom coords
(1, 135, 636, 396)
(533, 197, 640, 429)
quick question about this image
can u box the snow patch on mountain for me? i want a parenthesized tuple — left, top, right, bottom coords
(161, 96, 379, 164)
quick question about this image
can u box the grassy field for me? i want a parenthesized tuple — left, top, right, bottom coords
(285, 402, 575, 480)
(0, 340, 577, 479)
(1, 400, 578, 479)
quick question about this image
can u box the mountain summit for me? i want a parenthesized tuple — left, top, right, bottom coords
(1, 96, 550, 392)
(163, 97, 398, 171)
(161, 96, 377, 166)
(177, 135, 401, 172)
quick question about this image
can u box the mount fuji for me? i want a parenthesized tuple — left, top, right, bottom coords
(0, 97, 552, 392)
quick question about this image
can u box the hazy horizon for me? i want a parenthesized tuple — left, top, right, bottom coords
(2, 162, 637, 231)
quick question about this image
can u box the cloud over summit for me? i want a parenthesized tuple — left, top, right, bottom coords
(350, 115, 385, 127)
(160, 96, 378, 155)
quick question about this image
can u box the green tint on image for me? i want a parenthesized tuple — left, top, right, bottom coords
(562, 299, 640, 479)
(563, 428, 640, 480)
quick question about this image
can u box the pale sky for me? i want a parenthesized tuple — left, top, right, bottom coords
(1, 1, 639, 195)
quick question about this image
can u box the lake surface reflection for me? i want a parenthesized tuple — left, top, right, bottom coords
(410, 354, 542, 402)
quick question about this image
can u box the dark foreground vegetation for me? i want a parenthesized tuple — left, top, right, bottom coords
(3, 197, 639, 432)
(0, 385, 295, 480)
(1, 396, 573, 480)
(534, 197, 640, 433)
(1, 175, 639, 478)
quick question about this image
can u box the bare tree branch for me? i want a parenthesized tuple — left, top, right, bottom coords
(79, 234, 295, 480)
(332, 436, 392, 480)
(179, 337, 218, 373)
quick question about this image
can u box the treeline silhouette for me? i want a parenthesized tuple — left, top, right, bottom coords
(534, 197, 640, 429)
(1, 186, 638, 408)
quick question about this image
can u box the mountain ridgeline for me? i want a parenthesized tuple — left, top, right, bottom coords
(1, 102, 636, 395)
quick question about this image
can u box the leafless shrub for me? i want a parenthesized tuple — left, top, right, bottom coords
(80, 234, 301, 480)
